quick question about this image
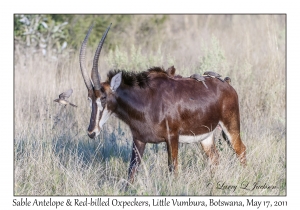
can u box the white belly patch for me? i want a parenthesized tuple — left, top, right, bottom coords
(179, 131, 214, 144)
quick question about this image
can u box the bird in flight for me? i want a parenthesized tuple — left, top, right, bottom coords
(54, 89, 77, 107)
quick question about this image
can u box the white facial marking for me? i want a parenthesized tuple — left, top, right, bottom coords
(179, 130, 215, 144)
(99, 106, 112, 128)
(96, 98, 103, 111)
(90, 102, 111, 138)
(88, 97, 92, 109)
(91, 102, 102, 137)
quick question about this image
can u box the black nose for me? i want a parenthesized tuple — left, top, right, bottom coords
(88, 132, 95, 139)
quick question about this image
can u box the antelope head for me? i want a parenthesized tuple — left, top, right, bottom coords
(79, 24, 122, 139)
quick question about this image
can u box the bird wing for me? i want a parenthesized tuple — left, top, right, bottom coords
(204, 71, 221, 77)
(191, 74, 205, 81)
(197, 76, 205, 81)
(59, 89, 73, 99)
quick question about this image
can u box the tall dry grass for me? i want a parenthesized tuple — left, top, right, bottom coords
(14, 15, 285, 195)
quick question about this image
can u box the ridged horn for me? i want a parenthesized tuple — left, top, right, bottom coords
(79, 24, 94, 90)
(91, 23, 112, 90)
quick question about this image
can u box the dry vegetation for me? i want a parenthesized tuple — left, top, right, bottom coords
(14, 15, 285, 195)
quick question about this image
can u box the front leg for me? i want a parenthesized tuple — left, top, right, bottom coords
(165, 120, 179, 176)
(128, 139, 146, 184)
(165, 119, 179, 174)
(166, 135, 179, 174)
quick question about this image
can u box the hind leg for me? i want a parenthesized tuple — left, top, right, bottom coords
(219, 121, 246, 165)
(200, 131, 219, 165)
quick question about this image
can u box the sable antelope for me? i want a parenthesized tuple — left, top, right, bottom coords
(79, 25, 246, 184)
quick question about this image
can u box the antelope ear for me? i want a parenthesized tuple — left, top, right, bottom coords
(166, 65, 176, 77)
(110, 72, 122, 92)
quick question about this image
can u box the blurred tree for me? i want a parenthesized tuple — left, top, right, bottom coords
(14, 14, 168, 56)
(14, 14, 69, 55)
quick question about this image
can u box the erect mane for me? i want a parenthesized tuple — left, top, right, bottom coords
(106, 67, 168, 88)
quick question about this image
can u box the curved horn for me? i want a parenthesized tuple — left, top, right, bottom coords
(79, 24, 94, 90)
(91, 23, 112, 90)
